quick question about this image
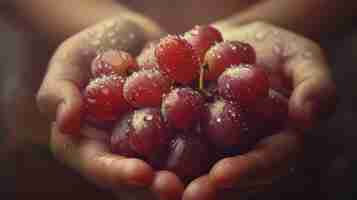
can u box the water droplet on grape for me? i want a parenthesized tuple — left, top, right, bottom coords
(145, 115, 153, 121)
(87, 98, 96, 104)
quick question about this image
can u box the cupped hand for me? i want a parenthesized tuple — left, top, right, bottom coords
(182, 21, 337, 200)
(37, 17, 184, 200)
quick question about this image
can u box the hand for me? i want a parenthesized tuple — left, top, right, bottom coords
(181, 21, 337, 200)
(37, 17, 184, 200)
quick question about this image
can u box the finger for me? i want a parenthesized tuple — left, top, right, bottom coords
(50, 124, 154, 189)
(114, 185, 156, 200)
(36, 30, 94, 134)
(80, 124, 110, 142)
(37, 70, 85, 134)
(183, 175, 216, 200)
(287, 54, 337, 130)
(209, 130, 302, 189)
(151, 171, 185, 200)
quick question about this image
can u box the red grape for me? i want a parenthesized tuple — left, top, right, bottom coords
(165, 134, 211, 179)
(250, 89, 288, 135)
(218, 64, 269, 107)
(184, 25, 223, 63)
(201, 99, 246, 148)
(231, 41, 256, 64)
(155, 35, 200, 84)
(123, 69, 172, 108)
(145, 147, 169, 169)
(91, 50, 137, 77)
(128, 108, 171, 157)
(204, 41, 256, 80)
(111, 113, 138, 157)
(162, 87, 204, 129)
(83, 75, 130, 126)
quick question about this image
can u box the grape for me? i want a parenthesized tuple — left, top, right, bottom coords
(155, 35, 200, 84)
(145, 147, 169, 169)
(231, 41, 256, 64)
(91, 50, 137, 77)
(201, 99, 246, 148)
(249, 89, 288, 137)
(204, 41, 256, 80)
(162, 87, 204, 129)
(83, 75, 130, 126)
(110, 113, 138, 157)
(184, 25, 223, 63)
(123, 69, 172, 108)
(218, 64, 269, 107)
(128, 108, 171, 158)
(165, 134, 211, 179)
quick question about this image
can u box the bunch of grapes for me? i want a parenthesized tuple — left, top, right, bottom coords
(82, 25, 288, 180)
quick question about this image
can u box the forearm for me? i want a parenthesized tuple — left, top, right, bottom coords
(0, 0, 164, 46)
(215, 0, 357, 41)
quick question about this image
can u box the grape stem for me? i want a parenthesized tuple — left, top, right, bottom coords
(199, 64, 207, 91)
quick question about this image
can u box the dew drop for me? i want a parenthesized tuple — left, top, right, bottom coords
(255, 31, 268, 41)
(145, 115, 153, 121)
(110, 38, 117, 45)
(272, 30, 280, 36)
(225, 83, 230, 89)
(107, 32, 115, 38)
(87, 98, 96, 104)
(92, 40, 101, 46)
(129, 33, 135, 39)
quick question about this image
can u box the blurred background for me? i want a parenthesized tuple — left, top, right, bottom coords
(0, 1, 356, 199)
